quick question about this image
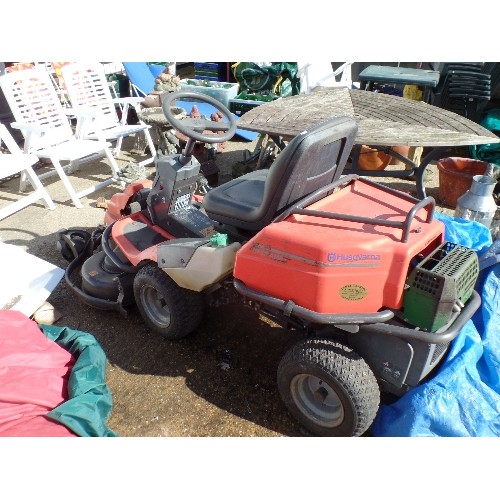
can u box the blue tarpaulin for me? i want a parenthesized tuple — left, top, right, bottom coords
(370, 213, 500, 436)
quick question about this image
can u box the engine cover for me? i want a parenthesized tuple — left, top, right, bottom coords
(233, 179, 444, 315)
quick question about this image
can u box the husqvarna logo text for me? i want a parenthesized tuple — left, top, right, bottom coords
(328, 253, 381, 262)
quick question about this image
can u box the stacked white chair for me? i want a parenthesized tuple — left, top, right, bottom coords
(0, 123, 56, 220)
(0, 67, 123, 208)
(61, 62, 156, 167)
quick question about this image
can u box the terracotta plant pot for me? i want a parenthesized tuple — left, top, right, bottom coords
(358, 145, 391, 171)
(437, 157, 489, 208)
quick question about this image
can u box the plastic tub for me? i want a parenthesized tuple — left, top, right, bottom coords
(179, 79, 239, 108)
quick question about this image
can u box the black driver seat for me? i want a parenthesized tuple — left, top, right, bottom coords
(202, 117, 358, 233)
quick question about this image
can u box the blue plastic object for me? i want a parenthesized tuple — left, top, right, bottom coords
(122, 62, 258, 141)
(148, 64, 166, 78)
(370, 213, 499, 436)
(122, 62, 155, 96)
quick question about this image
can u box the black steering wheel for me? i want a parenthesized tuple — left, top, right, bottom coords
(162, 91, 237, 144)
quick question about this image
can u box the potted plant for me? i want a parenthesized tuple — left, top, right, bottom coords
(142, 67, 181, 108)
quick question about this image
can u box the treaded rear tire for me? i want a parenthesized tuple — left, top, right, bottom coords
(133, 263, 204, 340)
(277, 337, 380, 437)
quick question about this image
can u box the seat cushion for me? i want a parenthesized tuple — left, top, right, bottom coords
(203, 169, 268, 229)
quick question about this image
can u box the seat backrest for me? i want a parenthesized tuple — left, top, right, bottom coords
(261, 117, 357, 217)
(0, 68, 74, 152)
(61, 62, 119, 132)
(203, 116, 358, 232)
(122, 62, 155, 97)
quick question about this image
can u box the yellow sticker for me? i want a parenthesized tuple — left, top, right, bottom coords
(339, 284, 368, 301)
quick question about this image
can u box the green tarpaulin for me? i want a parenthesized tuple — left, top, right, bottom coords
(42, 324, 117, 437)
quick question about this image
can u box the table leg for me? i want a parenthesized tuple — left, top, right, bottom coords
(242, 134, 266, 164)
(350, 145, 451, 202)
(415, 146, 449, 199)
(256, 135, 287, 169)
(360, 81, 372, 91)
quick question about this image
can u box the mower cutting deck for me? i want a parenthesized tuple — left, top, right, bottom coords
(59, 91, 481, 437)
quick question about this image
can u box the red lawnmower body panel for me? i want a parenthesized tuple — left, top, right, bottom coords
(233, 179, 444, 314)
(111, 212, 174, 265)
(104, 179, 153, 226)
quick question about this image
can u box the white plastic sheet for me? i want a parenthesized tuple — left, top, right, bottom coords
(0, 242, 64, 318)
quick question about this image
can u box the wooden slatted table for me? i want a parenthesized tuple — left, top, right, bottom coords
(235, 88, 500, 199)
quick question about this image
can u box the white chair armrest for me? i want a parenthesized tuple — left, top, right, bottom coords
(64, 107, 99, 120)
(63, 107, 109, 140)
(11, 121, 46, 137)
(113, 97, 144, 106)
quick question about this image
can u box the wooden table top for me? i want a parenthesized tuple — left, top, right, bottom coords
(236, 88, 500, 147)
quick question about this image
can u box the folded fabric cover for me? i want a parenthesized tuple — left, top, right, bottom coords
(0, 310, 116, 437)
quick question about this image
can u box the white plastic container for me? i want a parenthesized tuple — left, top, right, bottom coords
(164, 242, 241, 292)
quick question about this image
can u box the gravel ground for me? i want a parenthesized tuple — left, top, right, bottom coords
(0, 131, 492, 438)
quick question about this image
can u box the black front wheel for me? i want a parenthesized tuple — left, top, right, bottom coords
(277, 338, 380, 437)
(133, 264, 204, 340)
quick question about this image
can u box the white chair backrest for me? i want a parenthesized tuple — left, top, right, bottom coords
(0, 68, 74, 151)
(297, 62, 354, 93)
(61, 62, 119, 134)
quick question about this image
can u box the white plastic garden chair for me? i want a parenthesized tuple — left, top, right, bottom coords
(297, 62, 357, 93)
(0, 123, 55, 221)
(61, 62, 156, 167)
(0, 67, 123, 209)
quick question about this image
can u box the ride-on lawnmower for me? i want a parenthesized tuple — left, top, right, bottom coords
(59, 91, 481, 437)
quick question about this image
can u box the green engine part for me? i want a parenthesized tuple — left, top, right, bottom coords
(403, 241, 479, 332)
(210, 232, 228, 247)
